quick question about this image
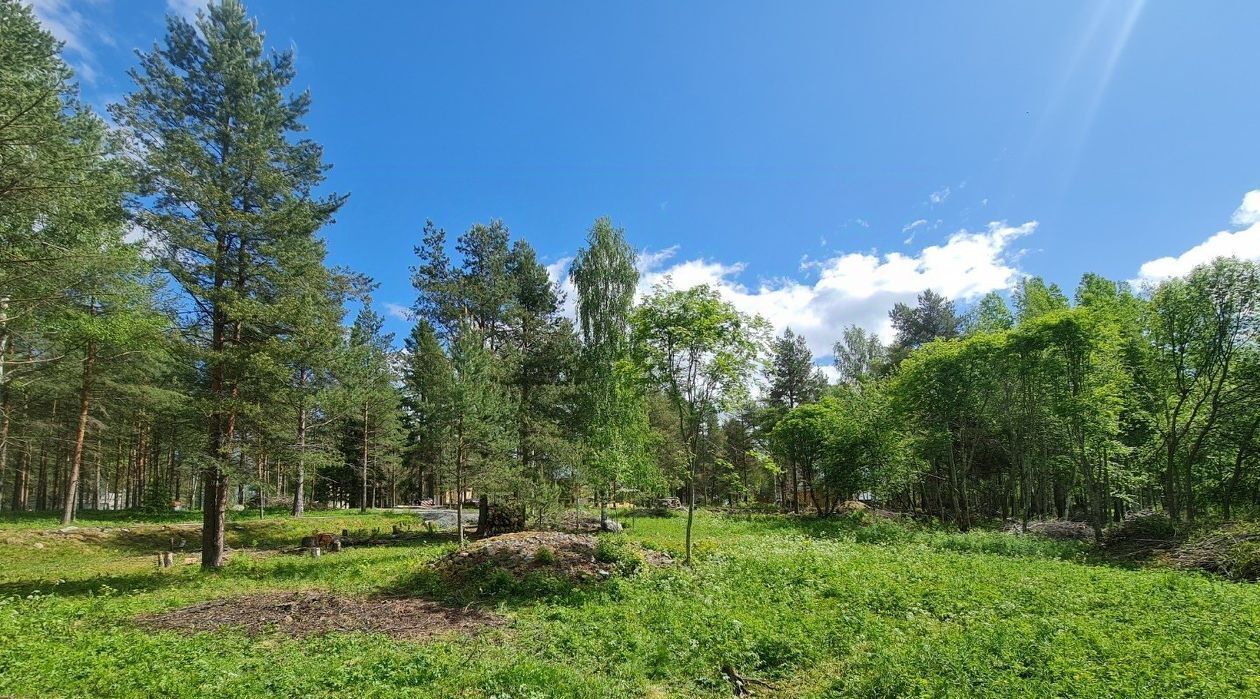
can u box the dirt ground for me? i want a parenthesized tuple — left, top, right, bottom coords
(138, 590, 503, 641)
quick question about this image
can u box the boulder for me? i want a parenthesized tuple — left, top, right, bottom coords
(600, 519, 624, 533)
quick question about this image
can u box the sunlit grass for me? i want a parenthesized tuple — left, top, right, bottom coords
(1, 509, 1257, 697)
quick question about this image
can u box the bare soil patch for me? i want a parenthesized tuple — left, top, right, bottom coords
(138, 590, 502, 641)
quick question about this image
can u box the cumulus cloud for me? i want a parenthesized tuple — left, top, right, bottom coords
(1232, 191, 1260, 227)
(1135, 190, 1260, 285)
(546, 222, 1036, 357)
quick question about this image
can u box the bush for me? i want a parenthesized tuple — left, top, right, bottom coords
(594, 536, 645, 574)
(534, 545, 556, 565)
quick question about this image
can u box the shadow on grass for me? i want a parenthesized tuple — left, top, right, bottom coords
(0, 531, 461, 600)
(0, 567, 194, 599)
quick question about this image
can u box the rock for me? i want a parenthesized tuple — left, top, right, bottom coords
(600, 519, 624, 533)
(58, 526, 80, 533)
(32, 542, 45, 550)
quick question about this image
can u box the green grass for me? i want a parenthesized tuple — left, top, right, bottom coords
(1, 509, 1258, 698)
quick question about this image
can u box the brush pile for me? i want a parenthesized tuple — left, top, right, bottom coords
(1101, 510, 1179, 558)
(1167, 523, 1260, 581)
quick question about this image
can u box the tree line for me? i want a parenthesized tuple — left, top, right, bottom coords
(3, 0, 1257, 569)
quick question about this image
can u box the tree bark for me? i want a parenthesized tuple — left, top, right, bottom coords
(61, 339, 95, 525)
(292, 397, 307, 517)
(0, 381, 9, 513)
(360, 400, 369, 513)
(455, 416, 465, 547)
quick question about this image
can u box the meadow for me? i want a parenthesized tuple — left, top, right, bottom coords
(1, 509, 1257, 698)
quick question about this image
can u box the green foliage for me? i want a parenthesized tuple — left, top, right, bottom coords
(631, 283, 769, 561)
(534, 545, 557, 565)
(3, 511, 1259, 698)
(593, 535, 646, 574)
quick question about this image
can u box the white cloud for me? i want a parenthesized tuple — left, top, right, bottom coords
(29, 0, 99, 83)
(544, 257, 576, 319)
(901, 219, 927, 245)
(635, 221, 1035, 355)
(167, 0, 208, 19)
(928, 187, 951, 206)
(383, 303, 412, 322)
(1233, 190, 1260, 227)
(545, 222, 1035, 356)
(1135, 189, 1260, 285)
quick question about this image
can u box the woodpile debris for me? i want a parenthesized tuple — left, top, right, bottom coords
(431, 531, 672, 584)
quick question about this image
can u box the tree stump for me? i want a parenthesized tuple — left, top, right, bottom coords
(308, 547, 322, 557)
(157, 552, 173, 568)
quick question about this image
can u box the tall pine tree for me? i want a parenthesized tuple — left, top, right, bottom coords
(113, 0, 345, 568)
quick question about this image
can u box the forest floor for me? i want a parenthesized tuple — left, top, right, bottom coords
(1, 508, 1258, 698)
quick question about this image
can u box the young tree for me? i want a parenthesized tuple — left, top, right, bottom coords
(447, 321, 509, 545)
(341, 306, 402, 512)
(765, 327, 826, 511)
(401, 318, 453, 505)
(266, 258, 357, 517)
(569, 218, 651, 523)
(632, 284, 767, 562)
(113, 0, 345, 568)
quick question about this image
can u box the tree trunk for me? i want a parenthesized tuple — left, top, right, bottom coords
(61, 340, 95, 525)
(360, 401, 369, 513)
(292, 399, 307, 517)
(456, 417, 465, 547)
(0, 383, 9, 513)
(685, 452, 697, 564)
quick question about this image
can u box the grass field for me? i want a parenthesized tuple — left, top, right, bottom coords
(1, 509, 1258, 698)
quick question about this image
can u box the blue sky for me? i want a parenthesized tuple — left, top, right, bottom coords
(31, 0, 1260, 358)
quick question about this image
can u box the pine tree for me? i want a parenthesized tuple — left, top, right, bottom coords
(112, 0, 345, 568)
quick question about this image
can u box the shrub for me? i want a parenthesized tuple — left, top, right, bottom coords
(534, 545, 556, 565)
(594, 536, 645, 574)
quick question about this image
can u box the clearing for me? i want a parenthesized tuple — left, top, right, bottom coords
(1, 509, 1258, 698)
